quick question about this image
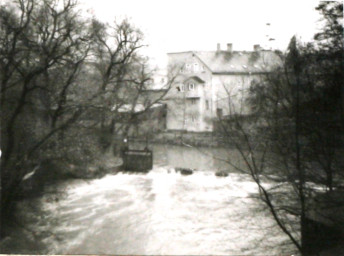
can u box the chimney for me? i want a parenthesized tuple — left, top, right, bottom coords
(217, 43, 221, 52)
(227, 43, 233, 52)
(254, 44, 261, 51)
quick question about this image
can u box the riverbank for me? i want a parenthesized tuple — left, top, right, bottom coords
(18, 150, 123, 199)
(119, 131, 235, 148)
(1, 149, 123, 253)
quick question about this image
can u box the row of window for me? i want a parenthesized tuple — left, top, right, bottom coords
(177, 83, 195, 92)
(146, 78, 165, 85)
(187, 98, 210, 110)
(185, 115, 199, 123)
(184, 102, 210, 123)
(182, 99, 212, 124)
(181, 63, 205, 73)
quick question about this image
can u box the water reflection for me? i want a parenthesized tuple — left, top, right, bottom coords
(150, 143, 242, 172)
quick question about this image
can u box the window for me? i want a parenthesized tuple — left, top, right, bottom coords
(176, 84, 185, 92)
(161, 78, 165, 83)
(194, 63, 199, 72)
(188, 98, 198, 105)
(186, 64, 191, 71)
(190, 115, 198, 122)
(216, 108, 223, 118)
(189, 83, 195, 91)
(206, 100, 209, 110)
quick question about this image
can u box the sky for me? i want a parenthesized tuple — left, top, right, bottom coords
(79, 0, 324, 67)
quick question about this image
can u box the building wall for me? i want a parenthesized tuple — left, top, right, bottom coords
(115, 104, 167, 137)
(165, 52, 268, 132)
(212, 74, 261, 116)
(166, 52, 213, 132)
(148, 70, 168, 90)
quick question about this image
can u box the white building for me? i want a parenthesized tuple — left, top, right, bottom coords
(165, 43, 281, 132)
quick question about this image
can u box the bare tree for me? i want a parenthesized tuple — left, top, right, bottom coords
(0, 0, 94, 219)
(215, 31, 343, 255)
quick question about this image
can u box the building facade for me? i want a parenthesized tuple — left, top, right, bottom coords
(165, 43, 281, 132)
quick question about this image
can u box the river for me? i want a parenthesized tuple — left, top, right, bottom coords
(8, 144, 296, 255)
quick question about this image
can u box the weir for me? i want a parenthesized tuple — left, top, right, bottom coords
(122, 149, 153, 172)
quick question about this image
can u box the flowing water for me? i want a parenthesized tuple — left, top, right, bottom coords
(12, 144, 296, 255)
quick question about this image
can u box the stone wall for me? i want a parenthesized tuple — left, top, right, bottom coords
(126, 130, 232, 148)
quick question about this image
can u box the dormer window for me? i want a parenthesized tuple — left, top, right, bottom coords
(188, 83, 195, 91)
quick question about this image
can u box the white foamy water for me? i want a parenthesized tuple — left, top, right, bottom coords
(14, 145, 296, 255)
(16, 169, 294, 255)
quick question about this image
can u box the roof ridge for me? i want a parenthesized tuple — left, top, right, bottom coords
(167, 50, 281, 74)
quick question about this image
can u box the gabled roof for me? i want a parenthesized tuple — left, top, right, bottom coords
(195, 50, 281, 74)
(183, 76, 205, 83)
(168, 50, 282, 74)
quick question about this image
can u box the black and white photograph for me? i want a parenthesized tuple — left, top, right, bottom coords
(1, 0, 343, 255)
